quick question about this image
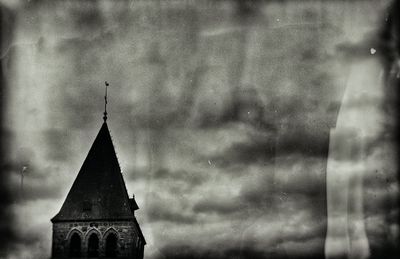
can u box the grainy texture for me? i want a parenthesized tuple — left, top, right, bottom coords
(0, 0, 398, 259)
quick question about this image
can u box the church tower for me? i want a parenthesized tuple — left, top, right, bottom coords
(51, 85, 145, 258)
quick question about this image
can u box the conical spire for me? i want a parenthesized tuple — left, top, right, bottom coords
(51, 123, 133, 221)
(51, 88, 146, 244)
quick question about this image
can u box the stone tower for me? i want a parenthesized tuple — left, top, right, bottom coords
(51, 120, 145, 258)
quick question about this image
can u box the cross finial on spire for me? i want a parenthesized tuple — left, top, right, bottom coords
(104, 81, 109, 122)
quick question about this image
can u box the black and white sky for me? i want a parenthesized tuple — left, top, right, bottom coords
(0, 0, 398, 258)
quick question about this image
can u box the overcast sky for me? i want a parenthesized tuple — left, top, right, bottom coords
(0, 0, 398, 258)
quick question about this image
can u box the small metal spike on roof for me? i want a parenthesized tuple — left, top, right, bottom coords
(103, 81, 109, 122)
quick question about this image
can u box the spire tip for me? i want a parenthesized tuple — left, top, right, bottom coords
(103, 81, 109, 122)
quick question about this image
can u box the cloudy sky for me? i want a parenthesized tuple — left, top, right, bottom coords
(0, 0, 398, 258)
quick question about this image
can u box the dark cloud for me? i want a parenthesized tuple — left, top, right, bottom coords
(336, 38, 378, 61)
(192, 197, 242, 215)
(5, 221, 51, 259)
(156, 245, 270, 259)
(146, 195, 196, 224)
(208, 137, 275, 168)
(363, 168, 397, 192)
(43, 129, 72, 162)
(147, 206, 196, 224)
(334, 0, 398, 65)
(275, 127, 330, 158)
(17, 181, 64, 202)
(69, 1, 105, 31)
(239, 178, 274, 208)
(191, 163, 327, 229)
(155, 168, 205, 186)
(369, 246, 400, 259)
(207, 125, 329, 169)
(2, 146, 70, 202)
(366, 212, 400, 259)
(128, 167, 206, 189)
(363, 168, 398, 220)
(126, 167, 149, 181)
(376, 0, 400, 150)
(376, 0, 400, 77)
(156, 243, 328, 259)
(7, 165, 66, 202)
(213, 0, 266, 21)
(195, 87, 274, 131)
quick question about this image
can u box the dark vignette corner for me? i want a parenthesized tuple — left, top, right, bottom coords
(0, 3, 16, 257)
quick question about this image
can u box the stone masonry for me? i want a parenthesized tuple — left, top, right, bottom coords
(52, 220, 144, 258)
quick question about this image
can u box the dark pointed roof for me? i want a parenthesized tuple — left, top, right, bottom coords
(52, 122, 136, 222)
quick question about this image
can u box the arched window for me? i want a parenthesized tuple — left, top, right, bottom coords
(105, 233, 118, 257)
(87, 233, 99, 257)
(69, 233, 81, 257)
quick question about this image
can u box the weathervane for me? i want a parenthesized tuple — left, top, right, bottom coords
(104, 81, 109, 122)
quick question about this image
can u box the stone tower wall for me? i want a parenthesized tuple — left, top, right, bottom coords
(52, 220, 144, 259)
